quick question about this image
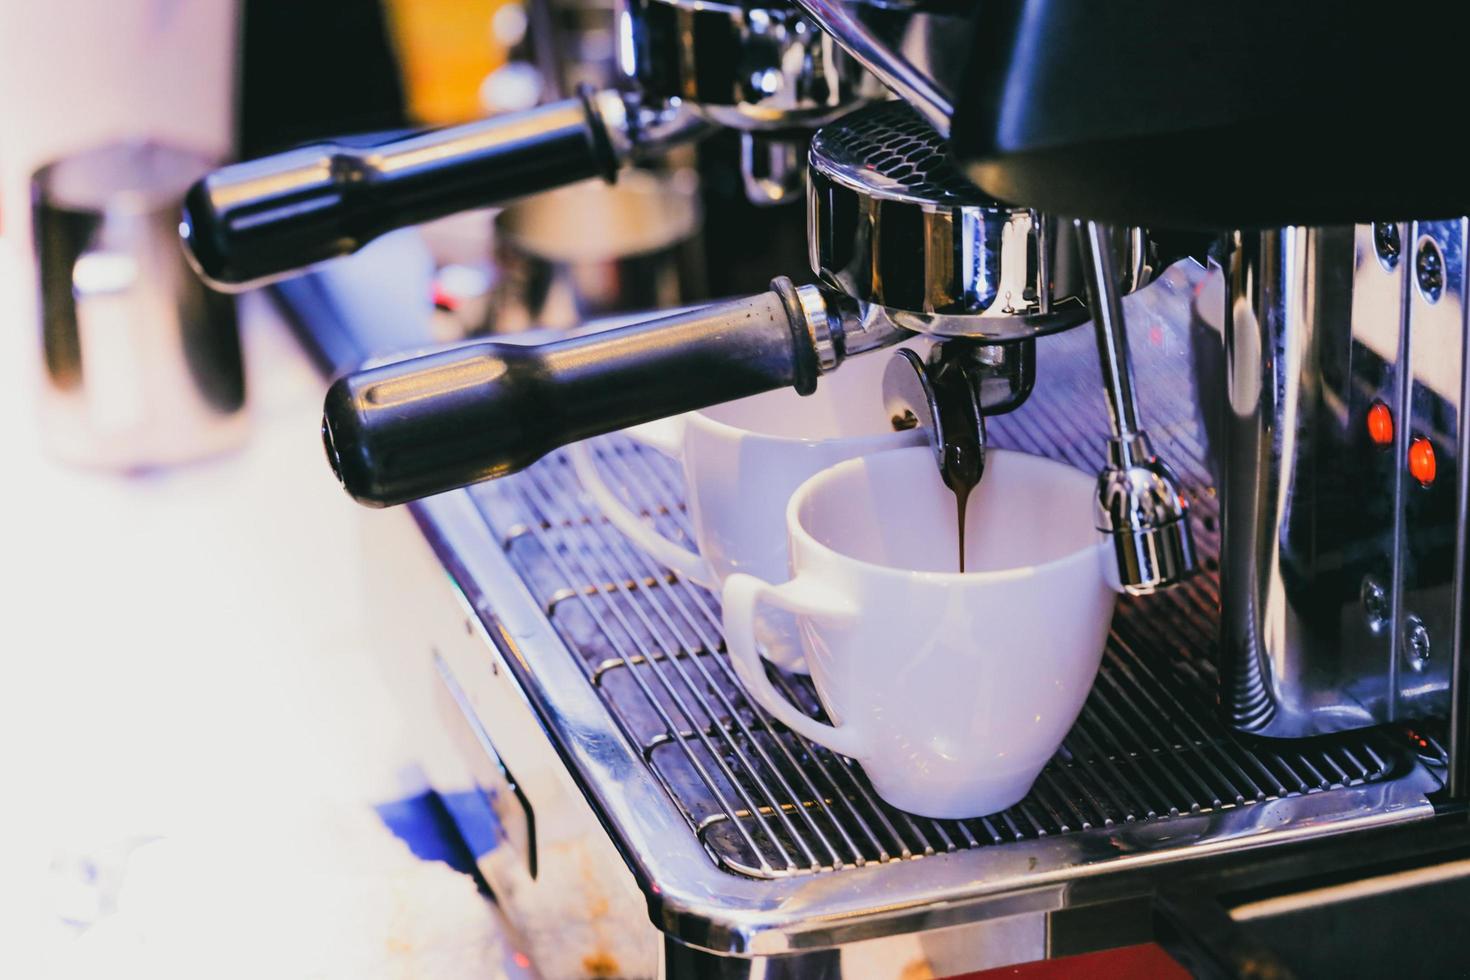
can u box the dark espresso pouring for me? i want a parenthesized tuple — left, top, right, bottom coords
(942, 436, 984, 573)
(930, 351, 988, 574)
(883, 347, 988, 574)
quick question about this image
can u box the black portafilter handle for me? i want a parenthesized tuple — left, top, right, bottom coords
(181, 87, 624, 292)
(322, 280, 829, 507)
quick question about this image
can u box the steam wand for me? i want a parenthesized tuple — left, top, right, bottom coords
(1077, 219, 1198, 594)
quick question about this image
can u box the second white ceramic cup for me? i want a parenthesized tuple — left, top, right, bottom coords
(569, 340, 928, 672)
(723, 446, 1125, 819)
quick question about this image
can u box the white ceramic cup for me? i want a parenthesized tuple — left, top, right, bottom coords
(722, 446, 1125, 819)
(568, 340, 928, 672)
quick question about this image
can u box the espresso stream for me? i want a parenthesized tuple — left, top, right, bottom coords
(943, 442, 983, 573)
(954, 486, 970, 573)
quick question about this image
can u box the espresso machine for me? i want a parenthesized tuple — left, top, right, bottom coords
(182, 2, 1470, 976)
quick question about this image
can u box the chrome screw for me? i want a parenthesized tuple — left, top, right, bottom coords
(1403, 614, 1431, 672)
(1361, 575, 1390, 634)
(1374, 222, 1401, 270)
(1416, 238, 1444, 302)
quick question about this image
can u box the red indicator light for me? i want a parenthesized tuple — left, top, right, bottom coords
(431, 282, 459, 312)
(1366, 401, 1394, 447)
(1409, 437, 1437, 487)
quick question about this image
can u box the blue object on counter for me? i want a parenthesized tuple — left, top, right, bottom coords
(375, 790, 496, 886)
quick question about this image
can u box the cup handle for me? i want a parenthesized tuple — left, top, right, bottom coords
(723, 572, 864, 758)
(566, 418, 717, 588)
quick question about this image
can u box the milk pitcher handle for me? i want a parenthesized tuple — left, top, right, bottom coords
(567, 421, 717, 588)
(722, 572, 863, 758)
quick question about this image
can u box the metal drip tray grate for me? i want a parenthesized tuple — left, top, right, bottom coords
(461, 289, 1438, 880)
(467, 433, 1421, 881)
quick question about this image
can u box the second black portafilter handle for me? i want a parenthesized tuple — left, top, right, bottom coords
(321, 281, 830, 507)
(180, 87, 624, 292)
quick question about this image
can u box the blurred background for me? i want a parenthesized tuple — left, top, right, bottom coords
(0, 1, 771, 975)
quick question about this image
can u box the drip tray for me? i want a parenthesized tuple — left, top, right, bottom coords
(466, 435, 1438, 881)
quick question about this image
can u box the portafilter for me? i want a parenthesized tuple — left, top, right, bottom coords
(807, 103, 1194, 593)
(321, 97, 1181, 590)
(179, 0, 874, 292)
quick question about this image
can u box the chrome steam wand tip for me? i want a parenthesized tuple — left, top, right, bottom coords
(1078, 219, 1198, 594)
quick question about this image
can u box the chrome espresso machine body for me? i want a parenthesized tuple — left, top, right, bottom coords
(1219, 224, 1467, 739)
(183, 2, 1470, 976)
